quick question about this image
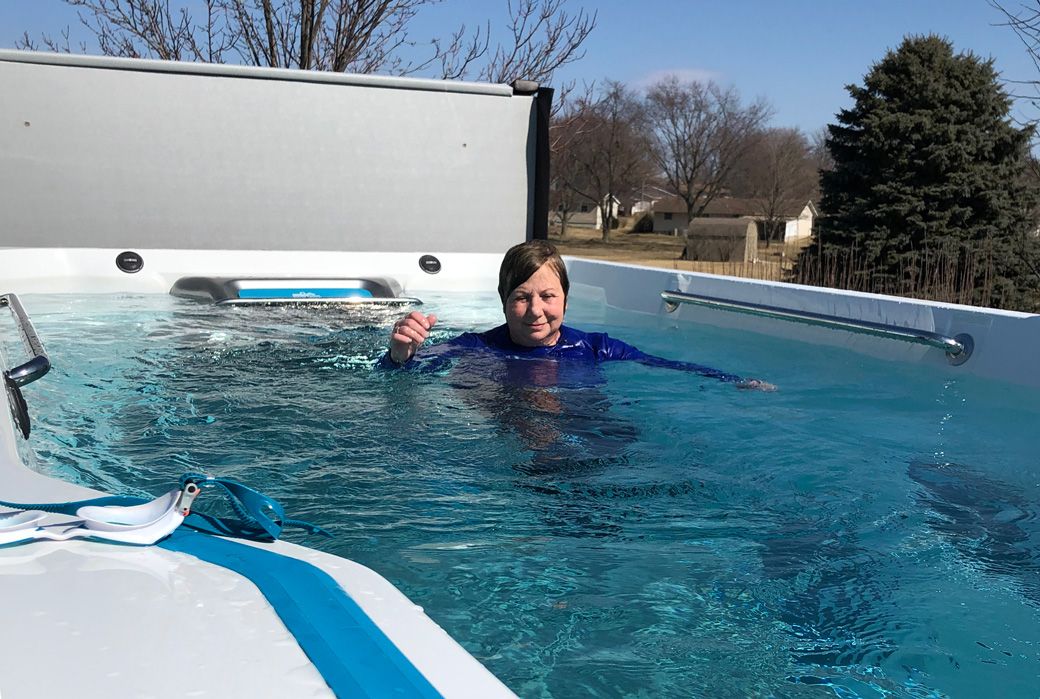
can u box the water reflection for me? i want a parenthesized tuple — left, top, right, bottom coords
(441, 351, 639, 464)
(909, 459, 1040, 605)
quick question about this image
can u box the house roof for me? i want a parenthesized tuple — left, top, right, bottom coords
(654, 196, 815, 218)
(634, 183, 675, 201)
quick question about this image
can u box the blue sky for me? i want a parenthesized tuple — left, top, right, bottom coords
(1, 0, 1036, 133)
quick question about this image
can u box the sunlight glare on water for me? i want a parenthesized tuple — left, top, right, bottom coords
(8, 292, 1040, 698)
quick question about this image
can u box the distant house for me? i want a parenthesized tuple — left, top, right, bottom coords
(651, 196, 817, 242)
(630, 184, 675, 214)
(553, 201, 597, 229)
(551, 194, 621, 230)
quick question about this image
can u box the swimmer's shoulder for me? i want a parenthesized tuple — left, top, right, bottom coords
(448, 324, 510, 350)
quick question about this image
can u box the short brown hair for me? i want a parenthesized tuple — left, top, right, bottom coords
(497, 240, 569, 304)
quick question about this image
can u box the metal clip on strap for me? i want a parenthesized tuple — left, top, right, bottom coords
(179, 474, 330, 541)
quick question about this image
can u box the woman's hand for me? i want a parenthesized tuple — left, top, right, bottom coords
(389, 311, 438, 364)
(737, 379, 777, 392)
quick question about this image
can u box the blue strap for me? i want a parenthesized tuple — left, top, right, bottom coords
(178, 473, 331, 541)
(159, 529, 443, 698)
(0, 474, 329, 543)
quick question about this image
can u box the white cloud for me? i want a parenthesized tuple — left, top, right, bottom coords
(633, 67, 720, 89)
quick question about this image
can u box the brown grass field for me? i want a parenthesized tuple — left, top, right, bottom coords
(549, 224, 810, 282)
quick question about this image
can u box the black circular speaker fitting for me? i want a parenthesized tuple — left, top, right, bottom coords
(418, 255, 441, 274)
(116, 251, 144, 273)
(115, 251, 144, 272)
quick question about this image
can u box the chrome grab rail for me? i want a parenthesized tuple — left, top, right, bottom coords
(661, 290, 974, 366)
(0, 293, 51, 386)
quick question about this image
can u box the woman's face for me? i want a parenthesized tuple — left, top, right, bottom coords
(504, 262, 566, 347)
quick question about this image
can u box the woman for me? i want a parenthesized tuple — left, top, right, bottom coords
(386, 241, 774, 391)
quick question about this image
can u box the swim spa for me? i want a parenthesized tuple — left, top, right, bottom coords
(3, 251, 1039, 698)
(2, 48, 1039, 698)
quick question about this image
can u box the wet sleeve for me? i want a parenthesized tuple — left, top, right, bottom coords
(375, 338, 468, 373)
(375, 352, 401, 370)
(596, 334, 745, 383)
(630, 351, 745, 383)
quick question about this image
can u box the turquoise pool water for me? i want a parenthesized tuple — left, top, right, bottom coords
(7, 293, 1040, 698)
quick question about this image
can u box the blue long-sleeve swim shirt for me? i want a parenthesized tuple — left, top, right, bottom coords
(381, 324, 745, 384)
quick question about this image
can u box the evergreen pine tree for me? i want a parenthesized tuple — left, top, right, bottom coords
(797, 35, 1040, 311)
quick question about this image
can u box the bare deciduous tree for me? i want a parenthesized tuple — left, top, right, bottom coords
(555, 82, 651, 241)
(991, 1, 1040, 91)
(728, 127, 818, 247)
(441, 0, 594, 86)
(645, 75, 771, 226)
(808, 126, 834, 183)
(19, 0, 595, 87)
(17, 25, 88, 54)
(547, 110, 591, 238)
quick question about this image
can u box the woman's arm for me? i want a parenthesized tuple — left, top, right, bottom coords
(635, 352, 776, 390)
(595, 334, 776, 390)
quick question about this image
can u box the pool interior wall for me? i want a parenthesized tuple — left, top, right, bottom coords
(1, 248, 1037, 389)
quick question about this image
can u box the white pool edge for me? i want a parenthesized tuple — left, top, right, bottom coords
(0, 268, 517, 698)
